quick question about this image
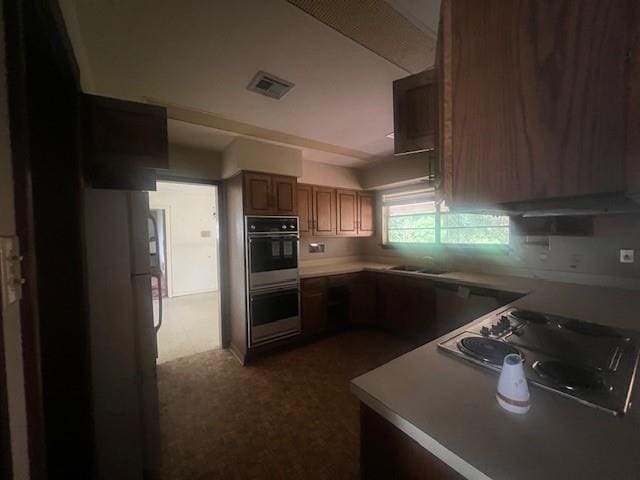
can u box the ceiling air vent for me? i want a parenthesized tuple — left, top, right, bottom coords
(247, 71, 295, 99)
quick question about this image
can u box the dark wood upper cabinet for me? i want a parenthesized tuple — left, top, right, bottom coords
(243, 172, 298, 216)
(440, 0, 631, 206)
(83, 94, 168, 189)
(357, 192, 375, 237)
(336, 189, 358, 236)
(243, 172, 273, 215)
(393, 69, 438, 155)
(272, 175, 297, 215)
(628, 1, 640, 196)
(299, 185, 375, 237)
(312, 186, 336, 236)
(297, 184, 313, 233)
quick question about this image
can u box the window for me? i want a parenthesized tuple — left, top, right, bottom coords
(383, 190, 510, 247)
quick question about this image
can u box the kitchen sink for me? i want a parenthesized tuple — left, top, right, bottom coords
(390, 265, 450, 275)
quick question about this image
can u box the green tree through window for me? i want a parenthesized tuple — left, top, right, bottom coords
(385, 200, 509, 246)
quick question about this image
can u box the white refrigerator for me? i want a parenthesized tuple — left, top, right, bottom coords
(84, 188, 162, 479)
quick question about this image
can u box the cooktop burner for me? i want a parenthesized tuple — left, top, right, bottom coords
(561, 320, 623, 338)
(509, 309, 548, 324)
(533, 360, 607, 392)
(457, 337, 521, 366)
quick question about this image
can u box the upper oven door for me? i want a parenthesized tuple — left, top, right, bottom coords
(248, 234, 299, 289)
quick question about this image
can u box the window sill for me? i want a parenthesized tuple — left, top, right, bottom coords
(380, 243, 512, 256)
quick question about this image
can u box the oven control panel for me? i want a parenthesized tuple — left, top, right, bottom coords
(247, 216, 298, 233)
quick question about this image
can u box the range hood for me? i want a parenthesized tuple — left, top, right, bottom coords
(507, 192, 640, 218)
(449, 192, 640, 217)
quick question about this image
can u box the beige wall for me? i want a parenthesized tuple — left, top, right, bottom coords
(149, 182, 219, 296)
(360, 152, 432, 190)
(0, 5, 31, 478)
(299, 159, 361, 189)
(222, 137, 303, 178)
(167, 143, 222, 180)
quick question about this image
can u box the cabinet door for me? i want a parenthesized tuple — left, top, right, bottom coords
(403, 278, 437, 346)
(357, 192, 375, 237)
(297, 184, 313, 233)
(312, 187, 336, 236)
(336, 189, 358, 236)
(376, 274, 408, 334)
(243, 172, 273, 215)
(393, 69, 438, 155)
(349, 272, 377, 326)
(301, 277, 328, 338)
(84, 94, 169, 170)
(272, 175, 297, 215)
(441, 0, 628, 206)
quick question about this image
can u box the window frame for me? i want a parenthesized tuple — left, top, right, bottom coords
(381, 191, 511, 252)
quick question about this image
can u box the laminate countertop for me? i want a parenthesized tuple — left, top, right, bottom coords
(306, 262, 640, 479)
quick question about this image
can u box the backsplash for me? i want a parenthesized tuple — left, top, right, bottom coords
(299, 234, 363, 262)
(344, 213, 639, 288)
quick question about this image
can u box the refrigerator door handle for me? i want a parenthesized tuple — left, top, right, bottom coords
(149, 214, 163, 333)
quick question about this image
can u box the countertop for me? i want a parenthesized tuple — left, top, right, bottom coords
(334, 262, 640, 479)
(300, 260, 640, 478)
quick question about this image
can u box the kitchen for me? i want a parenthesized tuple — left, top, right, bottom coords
(1, 0, 639, 479)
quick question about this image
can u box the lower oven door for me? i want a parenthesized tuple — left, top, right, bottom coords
(249, 285, 301, 346)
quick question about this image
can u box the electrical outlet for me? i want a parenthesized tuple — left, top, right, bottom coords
(0, 236, 24, 309)
(620, 249, 635, 264)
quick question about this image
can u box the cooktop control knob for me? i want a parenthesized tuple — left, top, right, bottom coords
(480, 326, 490, 337)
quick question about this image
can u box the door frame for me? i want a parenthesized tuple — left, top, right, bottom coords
(149, 205, 173, 298)
(4, 0, 89, 477)
(155, 174, 229, 348)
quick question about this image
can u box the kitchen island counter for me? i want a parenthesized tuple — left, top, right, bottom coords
(350, 280, 640, 480)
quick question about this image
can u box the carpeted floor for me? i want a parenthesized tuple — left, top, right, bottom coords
(157, 328, 412, 479)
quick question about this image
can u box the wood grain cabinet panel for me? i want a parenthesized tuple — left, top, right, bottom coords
(243, 172, 273, 215)
(272, 175, 297, 215)
(83, 94, 168, 170)
(312, 187, 336, 236)
(336, 189, 358, 236)
(357, 192, 375, 237)
(441, 0, 630, 206)
(242, 172, 297, 216)
(301, 277, 328, 338)
(393, 69, 438, 155)
(361, 404, 464, 480)
(297, 184, 313, 232)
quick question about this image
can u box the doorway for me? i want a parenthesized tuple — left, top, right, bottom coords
(149, 181, 221, 363)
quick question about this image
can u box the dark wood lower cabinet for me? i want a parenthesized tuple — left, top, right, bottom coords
(360, 403, 464, 480)
(301, 277, 328, 338)
(375, 274, 437, 346)
(301, 272, 439, 345)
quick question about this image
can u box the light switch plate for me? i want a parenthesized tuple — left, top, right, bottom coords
(620, 249, 635, 264)
(0, 236, 23, 309)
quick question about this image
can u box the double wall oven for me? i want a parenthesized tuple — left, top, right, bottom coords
(245, 216, 301, 346)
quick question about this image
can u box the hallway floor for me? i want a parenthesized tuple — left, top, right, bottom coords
(155, 292, 220, 363)
(157, 329, 412, 479)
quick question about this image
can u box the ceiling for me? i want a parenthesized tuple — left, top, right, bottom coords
(63, 0, 440, 167)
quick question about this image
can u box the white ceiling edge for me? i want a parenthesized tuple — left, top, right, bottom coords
(169, 119, 373, 169)
(383, 0, 441, 39)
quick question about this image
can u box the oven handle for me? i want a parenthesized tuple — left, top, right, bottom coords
(248, 235, 300, 242)
(250, 284, 300, 296)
